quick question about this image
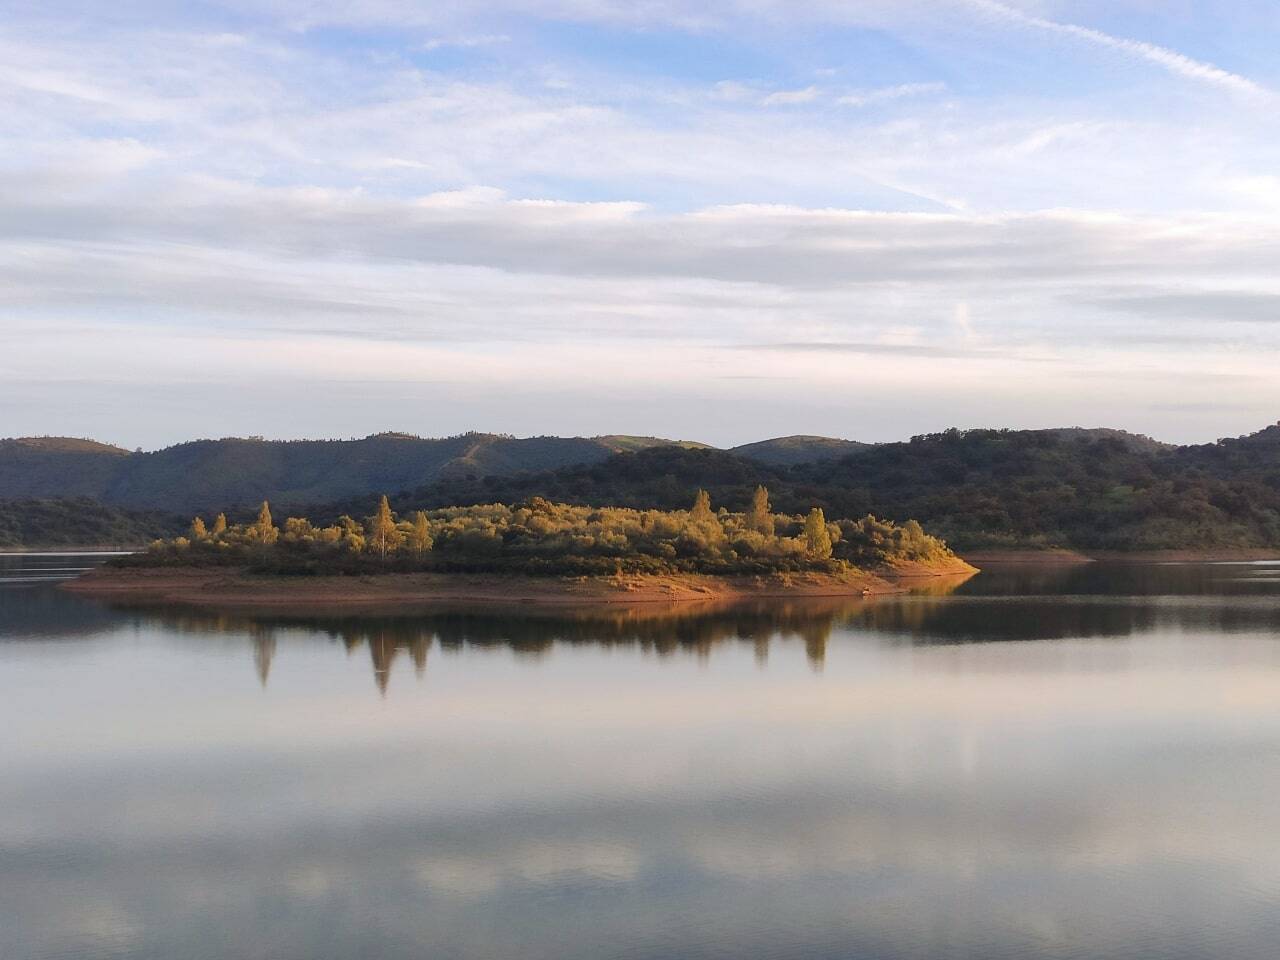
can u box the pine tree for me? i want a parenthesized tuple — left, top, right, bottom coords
(211, 513, 227, 536)
(369, 495, 402, 560)
(747, 485, 775, 536)
(190, 516, 208, 540)
(690, 489, 714, 522)
(254, 501, 278, 544)
(407, 510, 433, 555)
(803, 507, 832, 559)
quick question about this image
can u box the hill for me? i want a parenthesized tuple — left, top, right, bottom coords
(328, 424, 1280, 554)
(7, 423, 1280, 553)
(730, 436, 868, 466)
(0, 431, 836, 516)
(0, 437, 132, 501)
(0, 498, 182, 548)
(0, 432, 706, 514)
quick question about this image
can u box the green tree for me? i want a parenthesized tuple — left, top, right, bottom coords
(408, 510, 434, 555)
(190, 516, 208, 540)
(747, 485, 775, 536)
(253, 501, 278, 545)
(368, 495, 402, 559)
(803, 507, 832, 559)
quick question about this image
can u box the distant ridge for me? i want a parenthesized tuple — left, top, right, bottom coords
(0, 432, 718, 513)
(731, 435, 867, 466)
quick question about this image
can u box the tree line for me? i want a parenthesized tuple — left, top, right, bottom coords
(133, 488, 955, 576)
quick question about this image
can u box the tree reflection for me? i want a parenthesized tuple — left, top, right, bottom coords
(74, 563, 1280, 694)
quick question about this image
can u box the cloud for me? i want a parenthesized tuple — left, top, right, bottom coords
(1086, 291, 1280, 323)
(968, 0, 1270, 99)
(837, 81, 946, 107)
(421, 34, 511, 52)
(761, 86, 820, 106)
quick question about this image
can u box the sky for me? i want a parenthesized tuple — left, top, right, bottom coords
(3, 0, 1280, 449)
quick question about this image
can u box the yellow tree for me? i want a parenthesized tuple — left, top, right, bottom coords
(254, 501, 278, 545)
(747, 485, 775, 537)
(803, 507, 832, 559)
(690, 489, 714, 523)
(211, 513, 227, 537)
(408, 510, 434, 556)
(368, 495, 402, 560)
(190, 516, 208, 540)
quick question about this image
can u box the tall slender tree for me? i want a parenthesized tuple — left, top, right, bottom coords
(747, 485, 775, 536)
(254, 501, 278, 544)
(408, 510, 434, 556)
(690, 488, 714, 522)
(369, 495, 401, 560)
(803, 507, 832, 559)
(190, 516, 208, 540)
(211, 513, 227, 536)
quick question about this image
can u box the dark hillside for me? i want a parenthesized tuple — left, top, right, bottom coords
(0, 498, 182, 548)
(0, 438, 131, 500)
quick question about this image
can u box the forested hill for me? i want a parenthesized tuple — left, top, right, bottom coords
(0, 498, 181, 549)
(0, 432, 848, 514)
(7, 424, 1280, 551)
(0, 433, 712, 513)
(317, 424, 1280, 553)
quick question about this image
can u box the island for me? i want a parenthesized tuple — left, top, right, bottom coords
(64, 488, 976, 609)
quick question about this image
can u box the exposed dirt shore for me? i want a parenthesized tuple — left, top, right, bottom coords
(62, 558, 977, 611)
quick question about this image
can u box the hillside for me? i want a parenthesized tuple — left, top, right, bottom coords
(7, 423, 1280, 553)
(730, 435, 867, 466)
(338, 424, 1280, 554)
(0, 498, 182, 548)
(0, 433, 706, 513)
(0, 431, 831, 515)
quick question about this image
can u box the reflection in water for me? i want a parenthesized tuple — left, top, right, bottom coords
(5, 559, 1280, 960)
(86, 561, 1280, 693)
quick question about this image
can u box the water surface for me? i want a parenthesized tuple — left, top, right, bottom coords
(4, 556, 1280, 960)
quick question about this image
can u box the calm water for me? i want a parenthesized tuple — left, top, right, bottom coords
(5, 556, 1280, 960)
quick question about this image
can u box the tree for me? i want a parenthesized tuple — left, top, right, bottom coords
(190, 516, 208, 540)
(690, 489, 714, 523)
(338, 515, 366, 553)
(211, 513, 227, 536)
(368, 495, 402, 560)
(747, 485, 775, 536)
(803, 507, 832, 559)
(408, 510, 434, 556)
(253, 501, 278, 545)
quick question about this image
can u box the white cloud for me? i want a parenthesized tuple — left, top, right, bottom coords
(968, 0, 1271, 99)
(421, 34, 511, 52)
(761, 86, 820, 106)
(837, 82, 947, 107)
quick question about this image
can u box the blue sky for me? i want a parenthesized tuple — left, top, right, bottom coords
(3, 0, 1280, 448)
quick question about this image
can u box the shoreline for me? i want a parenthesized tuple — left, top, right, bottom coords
(62, 559, 977, 610)
(961, 548, 1280, 564)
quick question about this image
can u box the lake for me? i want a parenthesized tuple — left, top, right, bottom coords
(4, 555, 1280, 960)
